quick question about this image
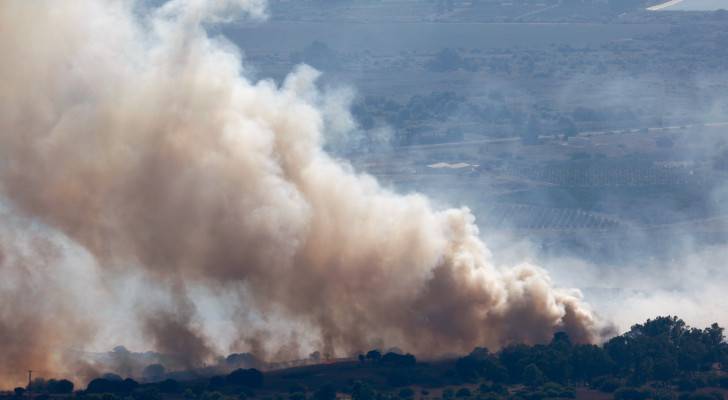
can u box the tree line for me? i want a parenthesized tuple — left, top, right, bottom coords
(5, 316, 728, 400)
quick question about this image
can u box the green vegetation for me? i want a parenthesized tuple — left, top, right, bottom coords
(7, 317, 728, 400)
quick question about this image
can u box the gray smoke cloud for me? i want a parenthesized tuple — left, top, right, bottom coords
(0, 0, 609, 387)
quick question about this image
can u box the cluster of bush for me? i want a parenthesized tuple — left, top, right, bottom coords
(610, 386, 726, 400)
(455, 317, 728, 387)
(347, 379, 564, 400)
(43, 368, 264, 400)
(449, 316, 728, 400)
(6, 379, 75, 400)
(357, 350, 417, 367)
(208, 369, 263, 390)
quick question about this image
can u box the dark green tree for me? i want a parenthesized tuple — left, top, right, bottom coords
(352, 381, 376, 400)
(366, 350, 382, 362)
(522, 364, 545, 388)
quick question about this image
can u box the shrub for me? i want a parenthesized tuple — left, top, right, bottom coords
(314, 385, 336, 400)
(352, 381, 376, 400)
(133, 387, 161, 400)
(365, 350, 382, 362)
(593, 377, 622, 393)
(184, 389, 197, 400)
(613, 387, 651, 400)
(682, 394, 724, 400)
(201, 392, 224, 400)
(158, 379, 180, 394)
(475, 394, 501, 400)
(677, 379, 698, 392)
(456, 388, 471, 398)
(87, 378, 137, 394)
(522, 364, 545, 388)
(48, 379, 74, 394)
(227, 369, 264, 388)
(87, 379, 114, 394)
(524, 391, 548, 400)
(399, 388, 415, 399)
(484, 384, 507, 396)
(651, 389, 677, 400)
(541, 383, 574, 399)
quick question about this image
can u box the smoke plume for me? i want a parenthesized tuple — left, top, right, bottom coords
(0, 0, 607, 386)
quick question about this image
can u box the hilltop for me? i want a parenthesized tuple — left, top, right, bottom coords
(6, 317, 728, 400)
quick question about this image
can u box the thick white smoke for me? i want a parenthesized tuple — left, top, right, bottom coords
(0, 0, 608, 387)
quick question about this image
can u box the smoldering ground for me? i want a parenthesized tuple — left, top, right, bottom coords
(0, 0, 608, 387)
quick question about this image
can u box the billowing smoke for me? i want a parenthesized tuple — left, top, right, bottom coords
(0, 0, 608, 387)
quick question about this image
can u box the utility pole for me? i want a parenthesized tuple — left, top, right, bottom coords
(27, 370, 32, 400)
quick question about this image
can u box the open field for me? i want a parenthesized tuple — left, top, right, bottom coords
(650, 0, 728, 11)
(226, 22, 668, 55)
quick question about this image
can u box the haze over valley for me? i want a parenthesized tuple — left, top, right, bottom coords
(2, 1, 728, 399)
